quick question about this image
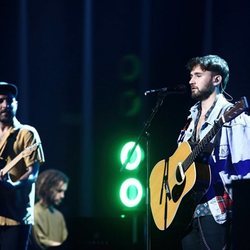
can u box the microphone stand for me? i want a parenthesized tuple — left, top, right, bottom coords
(120, 92, 168, 250)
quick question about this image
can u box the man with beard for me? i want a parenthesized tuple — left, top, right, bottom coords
(31, 169, 69, 249)
(176, 55, 250, 249)
(0, 82, 45, 250)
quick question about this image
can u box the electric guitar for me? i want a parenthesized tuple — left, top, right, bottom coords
(1, 142, 40, 177)
(149, 96, 249, 232)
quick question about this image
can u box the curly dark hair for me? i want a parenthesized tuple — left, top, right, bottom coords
(36, 169, 69, 205)
(186, 55, 229, 92)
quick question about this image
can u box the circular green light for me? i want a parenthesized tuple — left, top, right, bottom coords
(119, 178, 143, 207)
(120, 90, 141, 117)
(119, 54, 141, 82)
(120, 141, 142, 170)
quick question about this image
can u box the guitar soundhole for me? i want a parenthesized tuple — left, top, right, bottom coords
(176, 167, 182, 183)
(172, 178, 186, 203)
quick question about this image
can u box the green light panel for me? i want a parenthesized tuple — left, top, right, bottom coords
(120, 141, 142, 170)
(119, 178, 143, 207)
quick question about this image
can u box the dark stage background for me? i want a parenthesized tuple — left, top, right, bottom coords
(1, 0, 250, 249)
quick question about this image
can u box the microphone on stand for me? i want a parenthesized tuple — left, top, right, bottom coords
(144, 84, 187, 96)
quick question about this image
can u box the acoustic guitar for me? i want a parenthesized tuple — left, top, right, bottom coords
(149, 97, 249, 232)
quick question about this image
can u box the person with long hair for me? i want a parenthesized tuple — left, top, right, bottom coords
(31, 169, 69, 249)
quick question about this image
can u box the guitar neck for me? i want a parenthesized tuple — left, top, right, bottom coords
(193, 119, 223, 157)
(183, 118, 224, 170)
(2, 153, 24, 176)
(1, 142, 39, 176)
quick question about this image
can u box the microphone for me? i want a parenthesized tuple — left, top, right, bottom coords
(144, 84, 187, 96)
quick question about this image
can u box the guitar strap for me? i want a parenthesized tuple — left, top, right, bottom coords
(0, 129, 20, 169)
(177, 118, 192, 144)
(0, 128, 12, 154)
(0, 129, 13, 168)
(183, 117, 192, 130)
(212, 102, 234, 148)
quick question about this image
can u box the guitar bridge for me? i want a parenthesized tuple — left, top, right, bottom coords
(162, 160, 172, 200)
(164, 176, 172, 200)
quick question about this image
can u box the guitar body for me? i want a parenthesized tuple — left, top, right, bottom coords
(150, 142, 211, 232)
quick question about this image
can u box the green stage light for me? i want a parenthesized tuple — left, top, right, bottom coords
(120, 141, 142, 170)
(119, 178, 143, 208)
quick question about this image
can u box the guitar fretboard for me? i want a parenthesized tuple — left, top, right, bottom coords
(183, 119, 223, 171)
(182, 96, 248, 171)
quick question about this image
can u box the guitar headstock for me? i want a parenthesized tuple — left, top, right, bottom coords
(223, 96, 249, 123)
(21, 142, 40, 158)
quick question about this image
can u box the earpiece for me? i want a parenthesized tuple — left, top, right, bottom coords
(213, 75, 221, 85)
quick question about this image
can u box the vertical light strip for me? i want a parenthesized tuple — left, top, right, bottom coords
(81, 0, 93, 216)
(19, 0, 29, 122)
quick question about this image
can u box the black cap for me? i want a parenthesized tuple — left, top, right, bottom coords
(0, 82, 18, 97)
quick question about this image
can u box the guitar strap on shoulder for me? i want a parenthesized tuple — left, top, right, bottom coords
(0, 128, 12, 154)
(182, 117, 192, 131)
(177, 118, 192, 144)
(0, 131, 11, 169)
(212, 102, 234, 150)
(0, 129, 20, 168)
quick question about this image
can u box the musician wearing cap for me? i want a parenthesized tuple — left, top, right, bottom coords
(0, 82, 45, 250)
